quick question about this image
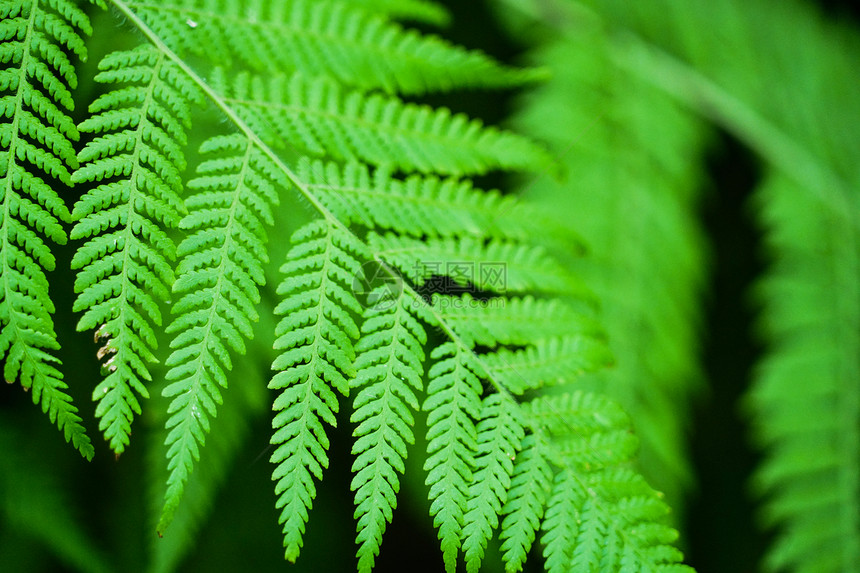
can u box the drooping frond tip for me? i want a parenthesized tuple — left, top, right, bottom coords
(269, 219, 365, 562)
(0, 0, 94, 459)
(158, 134, 285, 533)
(70, 44, 200, 453)
(350, 287, 429, 572)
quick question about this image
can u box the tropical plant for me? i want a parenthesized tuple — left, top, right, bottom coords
(1, 0, 858, 572)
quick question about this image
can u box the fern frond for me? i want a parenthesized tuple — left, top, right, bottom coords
(483, 336, 614, 395)
(587, 0, 860, 566)
(506, 8, 708, 510)
(157, 133, 284, 533)
(350, 287, 428, 573)
(462, 392, 525, 573)
(300, 159, 528, 239)
(430, 294, 602, 348)
(747, 174, 860, 573)
(269, 218, 365, 562)
(128, 0, 540, 95)
(0, 0, 93, 458)
(211, 70, 549, 176)
(0, 2, 698, 571)
(423, 340, 484, 572)
(70, 44, 200, 453)
(0, 420, 109, 572)
(531, 392, 690, 573)
(498, 433, 553, 572)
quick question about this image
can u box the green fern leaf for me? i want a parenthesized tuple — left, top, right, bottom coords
(211, 70, 550, 176)
(430, 294, 602, 348)
(350, 287, 428, 573)
(462, 393, 525, 573)
(129, 0, 540, 95)
(541, 466, 580, 573)
(269, 218, 365, 562)
(70, 44, 200, 453)
(300, 159, 526, 239)
(499, 433, 553, 573)
(423, 340, 483, 572)
(483, 337, 614, 395)
(507, 8, 709, 511)
(0, 2, 697, 571)
(0, 0, 93, 459)
(157, 133, 285, 533)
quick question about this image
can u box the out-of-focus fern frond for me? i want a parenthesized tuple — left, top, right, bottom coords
(539, 0, 860, 569)
(0, 420, 108, 573)
(749, 173, 860, 573)
(505, 6, 708, 512)
(591, 0, 860, 569)
(335, 0, 450, 26)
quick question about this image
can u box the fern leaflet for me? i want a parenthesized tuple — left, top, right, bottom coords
(350, 286, 428, 572)
(269, 218, 365, 562)
(157, 133, 284, 533)
(423, 340, 483, 572)
(212, 70, 550, 177)
(483, 337, 614, 395)
(369, 233, 587, 296)
(462, 393, 525, 573)
(299, 159, 540, 240)
(70, 44, 200, 453)
(541, 465, 582, 573)
(128, 0, 541, 95)
(430, 294, 602, 348)
(498, 433, 553, 572)
(0, 0, 93, 459)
